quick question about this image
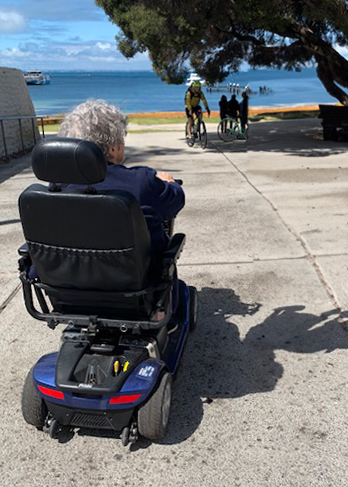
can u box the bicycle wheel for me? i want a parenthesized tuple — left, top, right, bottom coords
(232, 121, 243, 139)
(185, 121, 194, 147)
(199, 121, 207, 149)
(217, 118, 237, 142)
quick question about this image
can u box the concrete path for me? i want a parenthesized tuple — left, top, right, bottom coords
(1, 118, 348, 486)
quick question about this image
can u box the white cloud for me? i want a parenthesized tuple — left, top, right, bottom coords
(0, 11, 26, 33)
(96, 42, 112, 51)
(0, 39, 152, 71)
(2, 47, 27, 58)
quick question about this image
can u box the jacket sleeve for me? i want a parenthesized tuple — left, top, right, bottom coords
(185, 91, 192, 111)
(200, 92, 209, 111)
(147, 169, 185, 220)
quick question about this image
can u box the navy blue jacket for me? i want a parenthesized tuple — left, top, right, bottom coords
(70, 163, 185, 259)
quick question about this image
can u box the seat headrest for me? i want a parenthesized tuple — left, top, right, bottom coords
(32, 138, 107, 184)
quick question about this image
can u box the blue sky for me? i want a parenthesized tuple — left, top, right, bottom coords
(0, 0, 152, 71)
(1, 2, 347, 74)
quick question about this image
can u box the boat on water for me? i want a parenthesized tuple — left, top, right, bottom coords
(23, 71, 51, 85)
(185, 72, 206, 86)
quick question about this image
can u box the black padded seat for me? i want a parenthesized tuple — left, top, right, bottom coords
(19, 187, 151, 292)
(19, 138, 155, 319)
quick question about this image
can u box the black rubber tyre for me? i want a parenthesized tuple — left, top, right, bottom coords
(217, 118, 238, 142)
(199, 121, 207, 149)
(189, 286, 198, 331)
(185, 122, 194, 147)
(48, 419, 61, 439)
(138, 372, 172, 441)
(21, 366, 47, 428)
(121, 426, 130, 447)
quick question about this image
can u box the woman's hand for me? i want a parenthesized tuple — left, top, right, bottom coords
(156, 172, 175, 183)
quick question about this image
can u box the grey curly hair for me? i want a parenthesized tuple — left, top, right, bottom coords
(58, 99, 128, 156)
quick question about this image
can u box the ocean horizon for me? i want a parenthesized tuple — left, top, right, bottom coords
(26, 68, 338, 117)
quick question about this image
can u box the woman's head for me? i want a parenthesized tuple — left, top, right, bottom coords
(221, 95, 227, 102)
(58, 99, 128, 163)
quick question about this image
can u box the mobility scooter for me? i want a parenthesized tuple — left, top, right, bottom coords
(18, 138, 197, 445)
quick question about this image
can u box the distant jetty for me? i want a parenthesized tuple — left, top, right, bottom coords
(206, 82, 251, 94)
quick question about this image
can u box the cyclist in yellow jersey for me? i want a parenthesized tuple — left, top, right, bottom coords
(185, 81, 211, 139)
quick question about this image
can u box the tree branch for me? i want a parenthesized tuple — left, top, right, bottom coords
(316, 58, 348, 105)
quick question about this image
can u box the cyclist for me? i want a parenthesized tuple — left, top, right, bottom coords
(185, 81, 211, 139)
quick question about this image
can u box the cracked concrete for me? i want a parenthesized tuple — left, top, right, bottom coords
(1, 118, 348, 487)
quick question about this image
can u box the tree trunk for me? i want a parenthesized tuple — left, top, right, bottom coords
(279, 21, 348, 105)
(316, 59, 348, 106)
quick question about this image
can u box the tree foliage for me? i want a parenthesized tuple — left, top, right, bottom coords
(95, 0, 348, 104)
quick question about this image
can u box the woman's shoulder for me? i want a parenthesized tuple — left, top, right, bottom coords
(110, 163, 157, 181)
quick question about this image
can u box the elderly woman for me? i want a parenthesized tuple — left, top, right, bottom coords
(58, 99, 185, 263)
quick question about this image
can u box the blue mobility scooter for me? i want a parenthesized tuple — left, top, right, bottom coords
(18, 138, 197, 445)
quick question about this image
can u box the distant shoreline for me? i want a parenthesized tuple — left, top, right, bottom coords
(129, 104, 321, 119)
(41, 104, 321, 123)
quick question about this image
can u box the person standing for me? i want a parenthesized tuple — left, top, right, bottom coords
(227, 94, 240, 120)
(219, 95, 229, 120)
(239, 91, 249, 131)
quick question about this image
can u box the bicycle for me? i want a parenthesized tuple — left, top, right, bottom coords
(217, 117, 248, 142)
(185, 112, 207, 149)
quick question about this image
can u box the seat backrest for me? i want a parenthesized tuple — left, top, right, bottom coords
(19, 138, 151, 292)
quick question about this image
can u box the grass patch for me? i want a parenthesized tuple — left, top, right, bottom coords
(39, 123, 61, 133)
(129, 116, 221, 125)
(249, 110, 319, 122)
(129, 116, 184, 125)
(129, 129, 185, 134)
(38, 109, 319, 135)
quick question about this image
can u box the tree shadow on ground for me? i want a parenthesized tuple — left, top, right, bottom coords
(57, 287, 346, 448)
(0, 155, 32, 184)
(150, 287, 347, 447)
(207, 119, 348, 157)
(125, 142, 216, 167)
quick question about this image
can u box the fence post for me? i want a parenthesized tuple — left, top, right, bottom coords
(0, 120, 8, 160)
(31, 117, 36, 145)
(40, 117, 45, 138)
(18, 118, 25, 151)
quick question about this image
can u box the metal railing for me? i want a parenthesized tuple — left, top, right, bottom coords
(0, 114, 45, 160)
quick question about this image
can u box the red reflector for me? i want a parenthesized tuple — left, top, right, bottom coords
(109, 394, 142, 405)
(38, 385, 65, 400)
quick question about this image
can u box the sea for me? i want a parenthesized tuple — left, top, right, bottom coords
(27, 67, 337, 117)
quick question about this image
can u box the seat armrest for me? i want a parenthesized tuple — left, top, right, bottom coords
(163, 233, 186, 263)
(18, 242, 29, 256)
(161, 233, 186, 280)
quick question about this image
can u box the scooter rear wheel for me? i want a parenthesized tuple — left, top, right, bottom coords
(22, 366, 47, 429)
(138, 372, 172, 441)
